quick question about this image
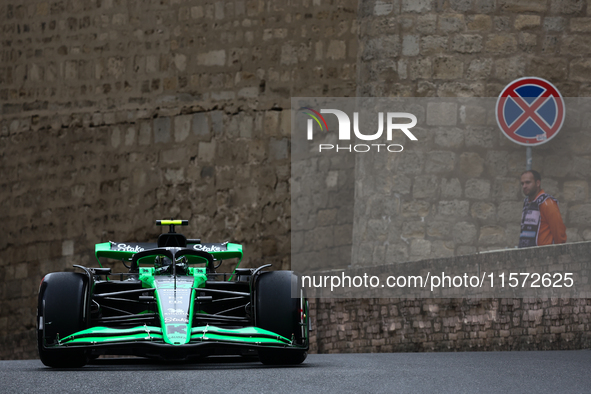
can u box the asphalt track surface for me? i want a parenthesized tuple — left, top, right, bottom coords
(1, 351, 591, 393)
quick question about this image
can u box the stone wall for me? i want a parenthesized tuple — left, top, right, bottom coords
(358, 0, 591, 97)
(0, 0, 359, 359)
(309, 242, 591, 353)
(352, 0, 591, 263)
(310, 297, 591, 352)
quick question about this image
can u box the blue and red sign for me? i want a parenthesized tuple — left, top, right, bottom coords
(496, 77, 565, 146)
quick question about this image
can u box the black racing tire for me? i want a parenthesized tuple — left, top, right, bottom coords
(37, 272, 89, 368)
(254, 270, 307, 365)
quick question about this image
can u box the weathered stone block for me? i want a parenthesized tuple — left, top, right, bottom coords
(542, 155, 571, 177)
(465, 59, 493, 80)
(427, 221, 452, 239)
(197, 141, 216, 163)
(518, 32, 538, 53)
(499, 0, 547, 12)
(264, 111, 280, 137)
(402, 35, 419, 56)
(139, 121, 151, 145)
(526, 58, 568, 81)
(551, 0, 584, 14)
(483, 151, 508, 177)
(560, 35, 591, 56)
(365, 36, 400, 60)
(427, 102, 457, 126)
(438, 14, 465, 33)
(410, 238, 431, 258)
(434, 127, 464, 148)
(449, 0, 472, 12)
(154, 117, 171, 143)
(174, 115, 191, 142)
(433, 57, 464, 79)
(196, 50, 226, 66)
(374, 1, 394, 16)
(395, 152, 424, 175)
(571, 156, 591, 179)
(125, 127, 135, 146)
(485, 34, 518, 54)
(413, 175, 440, 199)
(478, 225, 506, 245)
(420, 36, 448, 55)
(490, 176, 521, 201)
(451, 34, 483, 53)
(494, 57, 526, 80)
(471, 0, 494, 12)
(402, 221, 426, 239)
(327, 40, 347, 60)
(544, 17, 565, 31)
(438, 200, 470, 217)
(570, 17, 591, 32)
(164, 168, 185, 184)
(453, 221, 477, 244)
(471, 202, 496, 221)
(465, 179, 491, 199)
(515, 15, 541, 30)
(564, 181, 589, 202)
(192, 113, 209, 137)
(459, 152, 484, 178)
(111, 126, 121, 148)
(161, 147, 187, 164)
(401, 0, 432, 13)
(402, 200, 431, 217)
(441, 178, 462, 198)
(388, 174, 412, 195)
(409, 58, 432, 80)
(571, 58, 591, 81)
(425, 151, 456, 173)
(269, 138, 288, 160)
(467, 15, 492, 31)
(211, 111, 223, 137)
(493, 198, 519, 221)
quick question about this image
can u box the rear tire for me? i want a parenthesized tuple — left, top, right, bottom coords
(37, 272, 89, 368)
(255, 271, 307, 365)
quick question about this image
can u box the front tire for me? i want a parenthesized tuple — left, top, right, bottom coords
(255, 271, 307, 365)
(37, 272, 89, 368)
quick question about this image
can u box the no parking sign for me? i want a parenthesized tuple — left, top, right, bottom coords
(496, 77, 565, 146)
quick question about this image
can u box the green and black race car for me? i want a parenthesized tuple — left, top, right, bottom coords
(37, 220, 309, 367)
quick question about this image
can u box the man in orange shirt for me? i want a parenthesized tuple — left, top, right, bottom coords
(518, 170, 567, 248)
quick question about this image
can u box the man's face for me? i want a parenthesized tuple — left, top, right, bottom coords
(520, 172, 540, 199)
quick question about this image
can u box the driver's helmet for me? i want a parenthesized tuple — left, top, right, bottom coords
(154, 255, 172, 268)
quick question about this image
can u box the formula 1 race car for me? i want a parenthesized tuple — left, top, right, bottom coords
(37, 220, 309, 367)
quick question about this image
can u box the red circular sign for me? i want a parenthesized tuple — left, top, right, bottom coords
(496, 77, 565, 147)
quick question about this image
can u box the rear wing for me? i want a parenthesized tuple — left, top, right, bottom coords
(95, 241, 243, 266)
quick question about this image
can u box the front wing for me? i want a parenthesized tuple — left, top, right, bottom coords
(40, 325, 308, 360)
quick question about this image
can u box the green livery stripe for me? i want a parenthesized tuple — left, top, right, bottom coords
(191, 333, 288, 344)
(60, 326, 163, 343)
(64, 333, 164, 344)
(56, 325, 293, 346)
(190, 326, 291, 344)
